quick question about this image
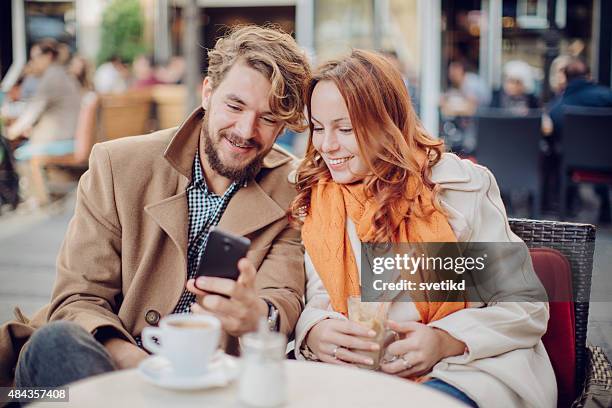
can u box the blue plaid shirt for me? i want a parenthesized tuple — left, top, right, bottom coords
(172, 150, 242, 314)
(135, 150, 242, 347)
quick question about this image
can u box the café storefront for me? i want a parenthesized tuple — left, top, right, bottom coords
(2, 0, 610, 136)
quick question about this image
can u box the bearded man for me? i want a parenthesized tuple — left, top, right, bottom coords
(0, 25, 311, 388)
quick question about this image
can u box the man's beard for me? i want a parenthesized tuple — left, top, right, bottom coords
(201, 112, 269, 182)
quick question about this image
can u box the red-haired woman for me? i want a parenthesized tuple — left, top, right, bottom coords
(291, 50, 556, 408)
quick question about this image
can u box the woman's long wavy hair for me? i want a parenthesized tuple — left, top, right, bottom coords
(290, 49, 446, 242)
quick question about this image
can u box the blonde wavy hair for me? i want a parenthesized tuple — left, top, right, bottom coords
(207, 25, 311, 132)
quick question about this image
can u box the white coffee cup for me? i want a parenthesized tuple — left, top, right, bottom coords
(142, 314, 221, 377)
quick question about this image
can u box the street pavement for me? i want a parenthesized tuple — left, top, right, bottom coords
(0, 197, 74, 324)
(0, 195, 610, 361)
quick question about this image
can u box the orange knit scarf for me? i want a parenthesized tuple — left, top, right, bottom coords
(302, 176, 466, 323)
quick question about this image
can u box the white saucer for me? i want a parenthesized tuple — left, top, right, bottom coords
(138, 351, 239, 390)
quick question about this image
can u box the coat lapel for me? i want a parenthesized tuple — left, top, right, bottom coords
(218, 180, 287, 236)
(219, 145, 294, 236)
(432, 153, 479, 241)
(431, 153, 483, 191)
(142, 108, 294, 260)
(144, 190, 190, 265)
(142, 109, 202, 265)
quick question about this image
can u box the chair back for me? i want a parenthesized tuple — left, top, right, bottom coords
(562, 106, 612, 173)
(509, 218, 596, 398)
(561, 106, 612, 216)
(475, 109, 542, 217)
(529, 247, 576, 407)
(151, 84, 187, 129)
(99, 90, 152, 140)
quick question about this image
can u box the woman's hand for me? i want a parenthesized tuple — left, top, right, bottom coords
(305, 319, 380, 366)
(380, 320, 466, 378)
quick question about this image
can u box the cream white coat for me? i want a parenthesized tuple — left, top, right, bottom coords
(294, 153, 557, 408)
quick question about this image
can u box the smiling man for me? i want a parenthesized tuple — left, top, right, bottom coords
(0, 26, 311, 388)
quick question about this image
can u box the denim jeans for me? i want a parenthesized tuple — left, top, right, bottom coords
(15, 321, 116, 388)
(423, 379, 479, 407)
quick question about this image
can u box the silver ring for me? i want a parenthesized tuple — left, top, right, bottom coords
(332, 345, 340, 359)
(401, 355, 412, 369)
(382, 354, 398, 364)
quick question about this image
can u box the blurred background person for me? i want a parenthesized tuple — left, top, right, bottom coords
(382, 50, 420, 115)
(545, 58, 612, 222)
(94, 55, 129, 94)
(540, 55, 571, 213)
(548, 58, 612, 134)
(540, 55, 570, 209)
(131, 54, 162, 88)
(0, 56, 48, 126)
(154, 56, 186, 85)
(490, 60, 539, 115)
(548, 55, 572, 98)
(68, 54, 94, 94)
(66, 54, 98, 166)
(5, 38, 81, 205)
(0, 77, 26, 212)
(14, 43, 52, 101)
(19, 61, 40, 101)
(0, 76, 27, 123)
(440, 60, 490, 117)
(439, 60, 489, 156)
(57, 42, 72, 66)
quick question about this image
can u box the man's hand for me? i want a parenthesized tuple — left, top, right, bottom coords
(102, 337, 149, 370)
(305, 319, 379, 366)
(186, 258, 268, 337)
(380, 320, 466, 378)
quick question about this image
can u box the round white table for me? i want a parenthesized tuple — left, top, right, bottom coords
(30, 359, 466, 407)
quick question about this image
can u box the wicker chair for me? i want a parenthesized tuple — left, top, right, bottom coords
(509, 218, 612, 407)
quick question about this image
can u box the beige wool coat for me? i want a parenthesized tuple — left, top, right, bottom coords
(0, 109, 305, 386)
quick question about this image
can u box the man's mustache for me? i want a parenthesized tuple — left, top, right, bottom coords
(220, 131, 261, 149)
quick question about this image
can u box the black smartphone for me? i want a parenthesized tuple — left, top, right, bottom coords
(196, 227, 251, 281)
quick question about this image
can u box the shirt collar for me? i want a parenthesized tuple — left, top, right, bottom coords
(190, 150, 206, 191)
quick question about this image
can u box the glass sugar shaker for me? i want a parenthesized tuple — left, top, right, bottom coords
(238, 319, 287, 407)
